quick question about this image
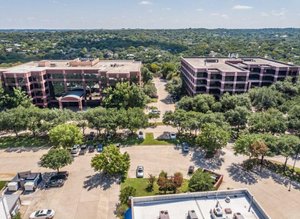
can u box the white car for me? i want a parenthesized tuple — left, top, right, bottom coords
(138, 131, 144, 139)
(136, 166, 144, 178)
(170, 132, 176, 139)
(30, 209, 55, 219)
(71, 145, 80, 156)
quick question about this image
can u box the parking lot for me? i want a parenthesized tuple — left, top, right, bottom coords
(0, 149, 119, 219)
(1, 145, 300, 219)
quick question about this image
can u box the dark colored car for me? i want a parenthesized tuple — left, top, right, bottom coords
(79, 145, 87, 155)
(45, 172, 68, 188)
(97, 144, 103, 152)
(88, 145, 95, 153)
(188, 165, 195, 174)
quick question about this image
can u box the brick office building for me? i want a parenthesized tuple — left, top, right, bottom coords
(0, 58, 142, 110)
(181, 57, 299, 96)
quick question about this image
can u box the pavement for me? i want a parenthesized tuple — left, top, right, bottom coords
(0, 149, 119, 219)
(1, 145, 300, 218)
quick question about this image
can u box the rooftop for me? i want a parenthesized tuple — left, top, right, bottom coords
(1, 58, 142, 74)
(182, 57, 295, 72)
(130, 189, 270, 219)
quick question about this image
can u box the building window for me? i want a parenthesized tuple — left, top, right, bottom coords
(262, 76, 274, 81)
(236, 84, 246, 90)
(265, 69, 276, 75)
(224, 84, 234, 90)
(236, 76, 247, 81)
(210, 74, 222, 80)
(66, 73, 82, 80)
(225, 76, 234, 81)
(249, 74, 260, 80)
(51, 73, 64, 79)
(196, 72, 207, 78)
(278, 71, 287, 76)
(197, 79, 207, 85)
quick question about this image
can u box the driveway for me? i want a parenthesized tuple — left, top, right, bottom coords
(147, 78, 175, 122)
(0, 149, 120, 219)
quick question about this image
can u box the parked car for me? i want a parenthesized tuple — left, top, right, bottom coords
(150, 109, 160, 114)
(79, 144, 87, 155)
(138, 131, 144, 139)
(71, 145, 80, 156)
(97, 144, 103, 152)
(136, 166, 144, 178)
(169, 132, 176, 139)
(45, 172, 68, 188)
(46, 178, 64, 188)
(88, 145, 95, 153)
(29, 209, 55, 219)
(188, 165, 195, 174)
(182, 142, 190, 153)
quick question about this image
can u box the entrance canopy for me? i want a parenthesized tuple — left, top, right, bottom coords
(57, 89, 85, 110)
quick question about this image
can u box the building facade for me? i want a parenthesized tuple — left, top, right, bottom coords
(0, 58, 142, 109)
(181, 57, 299, 96)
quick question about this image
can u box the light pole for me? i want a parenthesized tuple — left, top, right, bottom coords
(288, 145, 300, 192)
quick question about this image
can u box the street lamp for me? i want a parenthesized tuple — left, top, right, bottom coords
(288, 145, 300, 192)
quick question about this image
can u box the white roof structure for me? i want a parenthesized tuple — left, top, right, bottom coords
(130, 189, 270, 219)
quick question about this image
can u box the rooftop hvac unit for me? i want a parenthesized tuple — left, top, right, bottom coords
(188, 210, 199, 219)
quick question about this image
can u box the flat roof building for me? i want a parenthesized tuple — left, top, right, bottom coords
(181, 57, 299, 96)
(129, 189, 270, 219)
(0, 58, 142, 109)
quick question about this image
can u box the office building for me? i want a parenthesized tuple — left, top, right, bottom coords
(181, 57, 299, 96)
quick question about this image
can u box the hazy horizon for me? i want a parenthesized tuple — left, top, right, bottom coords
(0, 0, 300, 29)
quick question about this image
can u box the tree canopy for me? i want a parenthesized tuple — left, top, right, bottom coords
(49, 124, 83, 148)
(91, 145, 130, 177)
(40, 148, 73, 172)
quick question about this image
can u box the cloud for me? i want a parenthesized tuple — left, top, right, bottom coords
(196, 8, 203, 12)
(210, 13, 229, 19)
(139, 1, 152, 5)
(271, 8, 287, 17)
(260, 12, 269, 17)
(261, 8, 287, 17)
(233, 5, 253, 10)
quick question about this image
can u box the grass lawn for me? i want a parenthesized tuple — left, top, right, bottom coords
(270, 160, 300, 174)
(121, 178, 189, 197)
(0, 135, 51, 149)
(141, 133, 174, 145)
(0, 181, 7, 190)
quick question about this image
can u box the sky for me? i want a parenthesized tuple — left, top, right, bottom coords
(0, 0, 300, 29)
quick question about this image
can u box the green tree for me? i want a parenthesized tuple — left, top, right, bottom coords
(0, 106, 28, 136)
(103, 82, 147, 109)
(249, 108, 287, 134)
(91, 145, 130, 177)
(288, 105, 300, 135)
(141, 67, 153, 83)
(166, 76, 182, 99)
(196, 123, 230, 155)
(120, 186, 136, 205)
(220, 93, 251, 111)
(249, 86, 284, 111)
(250, 140, 269, 165)
(143, 82, 157, 98)
(40, 148, 73, 172)
(224, 106, 249, 131)
(125, 108, 148, 133)
(49, 124, 83, 148)
(234, 134, 259, 158)
(277, 135, 300, 171)
(188, 169, 214, 192)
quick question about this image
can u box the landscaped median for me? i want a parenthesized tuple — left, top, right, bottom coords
(117, 168, 223, 218)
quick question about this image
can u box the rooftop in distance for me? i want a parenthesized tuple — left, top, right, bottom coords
(130, 189, 270, 219)
(1, 58, 142, 74)
(182, 57, 296, 72)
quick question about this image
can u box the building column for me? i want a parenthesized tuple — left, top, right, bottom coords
(58, 99, 63, 109)
(79, 99, 83, 111)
